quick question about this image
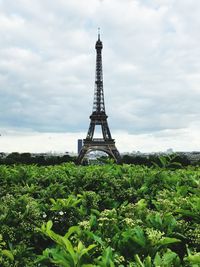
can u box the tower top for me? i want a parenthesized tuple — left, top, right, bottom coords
(93, 28, 104, 113)
(95, 28, 103, 49)
(98, 27, 100, 40)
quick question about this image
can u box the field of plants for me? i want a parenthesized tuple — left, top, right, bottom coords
(0, 162, 200, 266)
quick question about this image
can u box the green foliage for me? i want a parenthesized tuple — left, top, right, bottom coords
(0, 163, 200, 266)
(96, 247, 115, 266)
(37, 221, 96, 266)
(152, 154, 183, 169)
(0, 234, 14, 265)
(0, 152, 75, 165)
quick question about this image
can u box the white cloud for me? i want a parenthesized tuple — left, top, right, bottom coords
(0, 0, 199, 152)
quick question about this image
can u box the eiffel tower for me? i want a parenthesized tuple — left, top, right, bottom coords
(77, 30, 121, 164)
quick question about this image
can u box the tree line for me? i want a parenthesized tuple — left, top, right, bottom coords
(0, 152, 199, 167)
(0, 152, 75, 166)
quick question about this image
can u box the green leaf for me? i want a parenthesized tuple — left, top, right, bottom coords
(2, 249, 14, 261)
(77, 241, 84, 252)
(187, 254, 200, 264)
(99, 247, 115, 266)
(158, 237, 181, 246)
(82, 265, 97, 267)
(61, 238, 76, 261)
(132, 227, 146, 247)
(162, 250, 179, 265)
(154, 252, 162, 266)
(136, 199, 147, 209)
(80, 244, 96, 257)
(46, 220, 53, 231)
(64, 226, 80, 239)
(91, 209, 100, 216)
(144, 255, 152, 267)
(86, 231, 105, 247)
(134, 254, 144, 267)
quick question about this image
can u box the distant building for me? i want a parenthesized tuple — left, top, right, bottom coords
(166, 148, 174, 154)
(77, 139, 83, 154)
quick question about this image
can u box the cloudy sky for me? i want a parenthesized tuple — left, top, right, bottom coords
(0, 0, 200, 153)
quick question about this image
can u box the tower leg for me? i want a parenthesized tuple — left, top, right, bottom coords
(76, 146, 88, 164)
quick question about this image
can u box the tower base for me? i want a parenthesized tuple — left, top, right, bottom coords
(76, 138, 121, 164)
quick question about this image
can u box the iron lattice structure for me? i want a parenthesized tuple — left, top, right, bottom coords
(77, 32, 121, 164)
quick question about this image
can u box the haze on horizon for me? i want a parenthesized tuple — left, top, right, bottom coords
(0, 0, 200, 153)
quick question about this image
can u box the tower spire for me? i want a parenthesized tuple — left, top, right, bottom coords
(76, 32, 121, 164)
(93, 28, 104, 113)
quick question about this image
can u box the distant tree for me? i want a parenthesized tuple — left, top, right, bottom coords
(172, 154, 191, 166)
(36, 155, 46, 166)
(6, 152, 21, 164)
(20, 153, 32, 164)
(122, 154, 149, 166)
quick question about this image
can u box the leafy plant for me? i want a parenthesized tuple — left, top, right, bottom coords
(152, 154, 183, 169)
(37, 220, 96, 266)
(0, 234, 14, 264)
(0, 163, 199, 265)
